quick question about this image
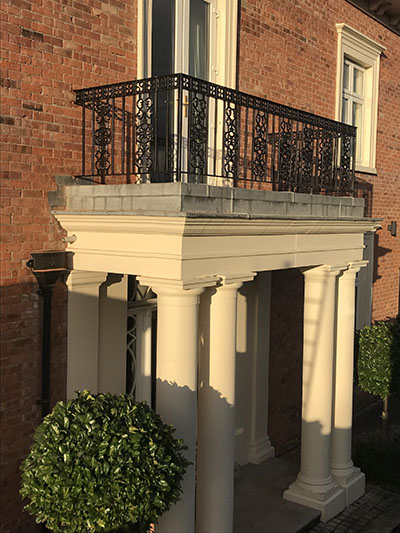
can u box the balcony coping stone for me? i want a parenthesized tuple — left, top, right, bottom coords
(58, 181, 368, 221)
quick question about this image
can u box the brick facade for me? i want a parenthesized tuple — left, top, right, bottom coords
(268, 269, 304, 456)
(1, 1, 137, 530)
(1, 0, 399, 530)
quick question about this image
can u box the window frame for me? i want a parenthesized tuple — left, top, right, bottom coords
(137, 0, 238, 89)
(335, 23, 385, 174)
(342, 59, 365, 162)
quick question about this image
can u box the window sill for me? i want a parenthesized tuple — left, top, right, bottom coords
(355, 164, 377, 175)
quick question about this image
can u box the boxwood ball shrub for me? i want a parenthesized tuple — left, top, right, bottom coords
(357, 319, 400, 400)
(20, 390, 190, 533)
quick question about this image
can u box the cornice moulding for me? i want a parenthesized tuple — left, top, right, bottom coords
(55, 214, 381, 238)
(336, 23, 386, 54)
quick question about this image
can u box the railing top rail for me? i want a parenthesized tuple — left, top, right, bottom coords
(74, 73, 356, 136)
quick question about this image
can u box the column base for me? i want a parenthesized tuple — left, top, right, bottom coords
(247, 436, 275, 464)
(283, 478, 346, 522)
(331, 467, 365, 506)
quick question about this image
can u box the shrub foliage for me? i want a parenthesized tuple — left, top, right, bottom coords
(20, 391, 190, 532)
(354, 425, 400, 492)
(357, 319, 400, 400)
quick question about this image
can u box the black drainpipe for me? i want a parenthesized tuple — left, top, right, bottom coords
(26, 251, 71, 418)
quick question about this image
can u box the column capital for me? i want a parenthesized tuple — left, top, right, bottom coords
(67, 270, 108, 289)
(346, 260, 369, 273)
(301, 264, 347, 278)
(219, 272, 255, 287)
(137, 276, 218, 293)
(103, 273, 124, 287)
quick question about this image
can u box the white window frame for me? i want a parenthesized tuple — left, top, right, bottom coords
(335, 23, 385, 174)
(342, 59, 365, 161)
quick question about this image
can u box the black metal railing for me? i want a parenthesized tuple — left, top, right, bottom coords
(74, 73, 356, 194)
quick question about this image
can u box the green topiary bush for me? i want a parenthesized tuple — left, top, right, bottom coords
(357, 319, 400, 401)
(20, 390, 190, 533)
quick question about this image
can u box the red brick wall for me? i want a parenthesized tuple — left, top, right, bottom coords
(268, 268, 304, 456)
(239, 0, 400, 321)
(0, 1, 137, 530)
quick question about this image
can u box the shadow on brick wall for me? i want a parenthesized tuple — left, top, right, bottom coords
(354, 177, 373, 218)
(373, 231, 392, 283)
(0, 280, 67, 533)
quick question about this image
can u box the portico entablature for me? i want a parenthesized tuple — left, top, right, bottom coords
(55, 212, 380, 282)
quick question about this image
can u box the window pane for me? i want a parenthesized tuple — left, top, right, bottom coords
(343, 62, 350, 90)
(352, 101, 363, 161)
(352, 101, 363, 129)
(342, 97, 349, 123)
(152, 0, 175, 76)
(353, 68, 364, 96)
(189, 0, 209, 80)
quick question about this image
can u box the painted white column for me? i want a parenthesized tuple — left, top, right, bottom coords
(331, 262, 367, 505)
(248, 272, 275, 464)
(151, 283, 204, 533)
(284, 265, 346, 522)
(197, 276, 252, 533)
(98, 274, 127, 394)
(67, 270, 107, 398)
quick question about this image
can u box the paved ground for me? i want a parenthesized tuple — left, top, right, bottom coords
(308, 484, 400, 533)
(234, 395, 400, 532)
(234, 457, 320, 533)
(307, 395, 400, 533)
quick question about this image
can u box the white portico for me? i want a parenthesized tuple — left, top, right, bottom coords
(54, 182, 379, 531)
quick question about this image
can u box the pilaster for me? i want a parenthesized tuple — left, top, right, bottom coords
(66, 270, 107, 398)
(98, 274, 127, 394)
(247, 272, 275, 464)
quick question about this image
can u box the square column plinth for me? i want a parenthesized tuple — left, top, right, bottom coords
(284, 476, 345, 522)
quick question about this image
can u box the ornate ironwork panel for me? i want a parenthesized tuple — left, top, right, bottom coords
(277, 117, 296, 191)
(127, 275, 155, 304)
(126, 313, 137, 397)
(340, 134, 353, 192)
(94, 100, 112, 181)
(299, 124, 315, 193)
(134, 93, 154, 174)
(224, 102, 240, 178)
(188, 93, 208, 180)
(126, 276, 157, 399)
(317, 130, 334, 193)
(252, 111, 268, 181)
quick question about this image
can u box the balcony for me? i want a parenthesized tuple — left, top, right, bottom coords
(74, 73, 356, 195)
